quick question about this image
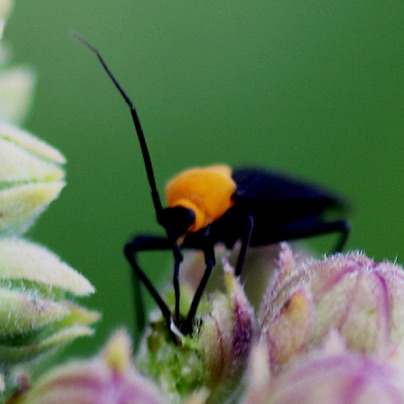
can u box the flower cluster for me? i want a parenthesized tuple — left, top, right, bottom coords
(15, 245, 404, 403)
(0, 0, 98, 394)
(243, 244, 404, 402)
(138, 245, 404, 402)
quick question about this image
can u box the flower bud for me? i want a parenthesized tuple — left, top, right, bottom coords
(259, 244, 404, 373)
(243, 347, 404, 403)
(0, 238, 98, 369)
(136, 257, 255, 402)
(0, 123, 65, 236)
(0, 0, 12, 39)
(198, 260, 255, 399)
(0, 67, 35, 124)
(15, 330, 164, 404)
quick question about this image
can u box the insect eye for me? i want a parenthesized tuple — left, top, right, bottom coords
(161, 206, 196, 241)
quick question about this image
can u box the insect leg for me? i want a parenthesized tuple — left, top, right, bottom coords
(235, 214, 254, 277)
(309, 219, 350, 253)
(124, 235, 175, 337)
(172, 245, 183, 321)
(331, 220, 350, 252)
(280, 219, 350, 253)
(184, 241, 216, 334)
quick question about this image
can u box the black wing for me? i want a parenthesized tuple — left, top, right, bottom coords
(228, 167, 349, 247)
(232, 167, 346, 214)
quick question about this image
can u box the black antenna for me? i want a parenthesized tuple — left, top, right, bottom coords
(73, 33, 164, 220)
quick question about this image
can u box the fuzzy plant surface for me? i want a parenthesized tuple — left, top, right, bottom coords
(0, 0, 98, 396)
(10, 245, 404, 403)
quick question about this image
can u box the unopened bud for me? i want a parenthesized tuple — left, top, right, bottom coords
(0, 238, 98, 369)
(0, 123, 65, 235)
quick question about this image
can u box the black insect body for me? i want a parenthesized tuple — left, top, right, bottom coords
(75, 34, 350, 341)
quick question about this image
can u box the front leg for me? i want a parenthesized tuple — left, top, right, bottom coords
(235, 214, 254, 277)
(182, 238, 216, 335)
(124, 235, 182, 340)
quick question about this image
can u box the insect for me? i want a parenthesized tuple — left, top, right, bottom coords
(75, 34, 350, 341)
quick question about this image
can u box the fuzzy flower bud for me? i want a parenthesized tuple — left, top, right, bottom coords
(243, 339, 404, 404)
(137, 257, 255, 402)
(259, 244, 404, 373)
(0, 0, 12, 40)
(197, 259, 255, 399)
(14, 330, 164, 404)
(0, 238, 98, 370)
(0, 67, 35, 124)
(0, 123, 65, 236)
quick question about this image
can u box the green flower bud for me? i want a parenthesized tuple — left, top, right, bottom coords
(0, 238, 98, 370)
(0, 123, 65, 235)
(0, 0, 12, 39)
(137, 257, 254, 402)
(0, 67, 35, 124)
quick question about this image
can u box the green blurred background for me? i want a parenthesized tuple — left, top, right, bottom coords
(6, 1, 404, 357)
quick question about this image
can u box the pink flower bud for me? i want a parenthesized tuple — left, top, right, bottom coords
(16, 330, 164, 404)
(244, 348, 404, 403)
(259, 244, 404, 373)
(198, 262, 255, 396)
